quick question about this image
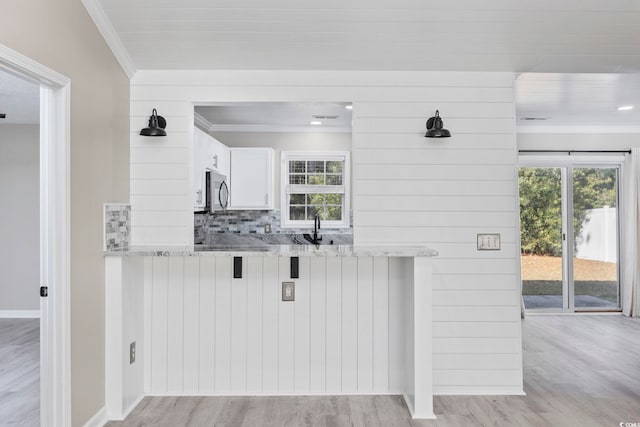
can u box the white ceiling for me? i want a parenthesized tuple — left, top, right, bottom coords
(195, 102, 352, 132)
(0, 70, 39, 125)
(516, 73, 640, 130)
(97, 0, 640, 72)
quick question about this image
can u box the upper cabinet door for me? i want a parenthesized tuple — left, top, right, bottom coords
(193, 128, 206, 208)
(228, 148, 274, 210)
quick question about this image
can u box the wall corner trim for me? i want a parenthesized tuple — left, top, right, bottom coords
(80, 0, 137, 79)
(81, 406, 108, 427)
(0, 310, 40, 318)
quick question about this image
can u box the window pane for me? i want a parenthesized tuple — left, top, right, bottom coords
(326, 174, 343, 186)
(307, 194, 324, 205)
(307, 205, 319, 220)
(326, 161, 343, 173)
(307, 161, 325, 173)
(289, 174, 306, 185)
(308, 174, 325, 185)
(325, 194, 343, 205)
(290, 194, 305, 205)
(290, 161, 306, 173)
(325, 206, 342, 221)
(290, 206, 306, 220)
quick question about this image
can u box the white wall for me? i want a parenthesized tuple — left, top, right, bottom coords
(210, 131, 352, 208)
(0, 1, 131, 423)
(129, 70, 522, 394)
(0, 124, 39, 312)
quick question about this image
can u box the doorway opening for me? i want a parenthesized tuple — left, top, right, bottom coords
(0, 67, 41, 425)
(519, 155, 623, 312)
(0, 44, 71, 426)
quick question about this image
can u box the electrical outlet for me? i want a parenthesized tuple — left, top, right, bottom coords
(282, 282, 295, 301)
(477, 233, 501, 250)
(264, 223, 272, 233)
(130, 341, 136, 364)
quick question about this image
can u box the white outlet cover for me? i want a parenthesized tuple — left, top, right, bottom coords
(477, 234, 501, 251)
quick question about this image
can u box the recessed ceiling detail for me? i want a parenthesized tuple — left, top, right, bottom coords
(195, 102, 352, 133)
(516, 73, 640, 131)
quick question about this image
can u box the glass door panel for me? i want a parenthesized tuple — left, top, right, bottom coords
(519, 167, 565, 309)
(572, 167, 620, 309)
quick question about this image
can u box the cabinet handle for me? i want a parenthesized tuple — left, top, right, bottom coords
(265, 193, 268, 205)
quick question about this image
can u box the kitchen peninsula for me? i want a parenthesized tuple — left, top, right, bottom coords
(104, 244, 437, 421)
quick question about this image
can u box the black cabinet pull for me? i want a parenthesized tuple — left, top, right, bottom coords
(290, 257, 299, 279)
(233, 257, 242, 279)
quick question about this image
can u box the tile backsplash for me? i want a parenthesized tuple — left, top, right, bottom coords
(104, 203, 131, 250)
(194, 209, 352, 244)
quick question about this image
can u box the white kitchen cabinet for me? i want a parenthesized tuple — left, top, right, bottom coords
(193, 128, 207, 208)
(193, 127, 230, 209)
(228, 148, 274, 210)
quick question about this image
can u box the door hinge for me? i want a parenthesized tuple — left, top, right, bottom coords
(40, 286, 48, 297)
(563, 233, 566, 241)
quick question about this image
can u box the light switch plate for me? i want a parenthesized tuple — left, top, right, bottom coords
(130, 341, 136, 364)
(282, 282, 295, 301)
(477, 233, 501, 251)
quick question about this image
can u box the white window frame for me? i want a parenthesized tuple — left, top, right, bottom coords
(281, 151, 350, 229)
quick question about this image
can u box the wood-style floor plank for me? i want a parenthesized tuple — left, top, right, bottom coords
(0, 318, 39, 426)
(105, 314, 638, 426)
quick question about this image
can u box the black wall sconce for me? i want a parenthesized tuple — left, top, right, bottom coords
(140, 108, 167, 136)
(425, 110, 451, 138)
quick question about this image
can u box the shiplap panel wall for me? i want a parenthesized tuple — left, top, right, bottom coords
(130, 70, 522, 394)
(143, 256, 404, 395)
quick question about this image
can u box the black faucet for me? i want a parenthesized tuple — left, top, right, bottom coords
(303, 213, 323, 245)
(313, 213, 322, 243)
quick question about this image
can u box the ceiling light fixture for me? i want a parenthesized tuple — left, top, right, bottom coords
(345, 105, 353, 110)
(617, 105, 634, 111)
(310, 120, 322, 125)
(140, 108, 167, 136)
(424, 110, 451, 138)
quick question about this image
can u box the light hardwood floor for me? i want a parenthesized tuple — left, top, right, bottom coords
(107, 315, 640, 427)
(0, 318, 39, 426)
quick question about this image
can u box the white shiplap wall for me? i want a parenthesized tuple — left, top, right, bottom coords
(143, 255, 406, 395)
(129, 70, 522, 394)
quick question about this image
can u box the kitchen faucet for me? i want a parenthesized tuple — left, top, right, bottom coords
(313, 213, 322, 243)
(303, 212, 323, 245)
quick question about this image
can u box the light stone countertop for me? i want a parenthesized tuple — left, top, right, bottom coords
(104, 244, 438, 258)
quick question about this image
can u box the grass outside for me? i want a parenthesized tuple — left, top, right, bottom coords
(521, 255, 618, 303)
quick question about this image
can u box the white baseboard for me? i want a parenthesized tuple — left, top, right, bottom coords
(0, 310, 40, 318)
(433, 386, 526, 396)
(82, 406, 108, 427)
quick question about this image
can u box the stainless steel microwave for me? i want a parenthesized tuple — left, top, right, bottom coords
(205, 170, 229, 212)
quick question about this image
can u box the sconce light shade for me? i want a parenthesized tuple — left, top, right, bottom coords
(425, 110, 451, 138)
(140, 108, 167, 137)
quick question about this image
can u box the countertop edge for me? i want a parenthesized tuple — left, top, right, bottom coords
(104, 245, 439, 258)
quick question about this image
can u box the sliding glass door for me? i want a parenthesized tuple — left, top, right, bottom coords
(519, 160, 621, 311)
(519, 167, 566, 309)
(572, 167, 619, 309)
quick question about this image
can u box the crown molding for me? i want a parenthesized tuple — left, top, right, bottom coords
(194, 113, 350, 133)
(210, 124, 352, 133)
(194, 111, 212, 131)
(81, 0, 136, 79)
(518, 125, 640, 134)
